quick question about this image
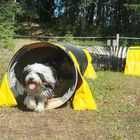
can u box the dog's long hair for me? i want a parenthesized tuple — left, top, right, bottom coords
(21, 63, 58, 98)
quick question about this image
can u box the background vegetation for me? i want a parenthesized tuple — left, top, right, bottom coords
(15, 0, 140, 36)
(0, 0, 140, 49)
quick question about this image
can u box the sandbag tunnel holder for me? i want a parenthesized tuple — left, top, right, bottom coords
(0, 41, 97, 110)
(124, 46, 140, 75)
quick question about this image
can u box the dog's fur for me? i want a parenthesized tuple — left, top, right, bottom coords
(21, 63, 58, 112)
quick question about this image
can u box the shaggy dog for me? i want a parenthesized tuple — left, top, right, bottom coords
(21, 63, 58, 112)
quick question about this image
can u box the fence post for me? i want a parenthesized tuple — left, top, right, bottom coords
(116, 33, 120, 47)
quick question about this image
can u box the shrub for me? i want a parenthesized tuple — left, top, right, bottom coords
(0, 1, 22, 49)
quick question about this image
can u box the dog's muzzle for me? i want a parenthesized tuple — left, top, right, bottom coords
(27, 81, 37, 90)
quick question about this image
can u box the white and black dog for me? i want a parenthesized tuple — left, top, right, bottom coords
(21, 63, 58, 112)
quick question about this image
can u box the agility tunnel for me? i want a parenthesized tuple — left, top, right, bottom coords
(85, 45, 128, 71)
(0, 41, 97, 110)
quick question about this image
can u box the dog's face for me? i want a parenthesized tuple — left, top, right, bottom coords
(21, 63, 58, 93)
(24, 71, 42, 90)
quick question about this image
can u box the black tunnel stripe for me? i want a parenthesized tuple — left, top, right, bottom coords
(56, 42, 88, 75)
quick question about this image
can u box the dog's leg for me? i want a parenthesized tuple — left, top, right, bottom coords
(35, 101, 45, 112)
(24, 95, 37, 110)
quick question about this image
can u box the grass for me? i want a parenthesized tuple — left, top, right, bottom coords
(0, 39, 140, 140)
(90, 71, 140, 140)
(55, 38, 106, 47)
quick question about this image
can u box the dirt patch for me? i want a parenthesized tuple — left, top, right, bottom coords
(0, 107, 100, 140)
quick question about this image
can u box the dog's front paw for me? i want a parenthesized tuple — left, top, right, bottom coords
(35, 102, 45, 112)
(24, 96, 37, 110)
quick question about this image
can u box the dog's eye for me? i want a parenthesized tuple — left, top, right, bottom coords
(44, 83, 53, 89)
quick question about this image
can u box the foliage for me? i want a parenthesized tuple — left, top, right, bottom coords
(1, 0, 140, 47)
(0, 1, 22, 49)
(12, 0, 138, 37)
(124, 2, 140, 36)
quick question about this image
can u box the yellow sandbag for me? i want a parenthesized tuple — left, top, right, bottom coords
(124, 46, 140, 75)
(73, 76, 96, 110)
(69, 51, 97, 110)
(0, 73, 17, 106)
(82, 48, 97, 80)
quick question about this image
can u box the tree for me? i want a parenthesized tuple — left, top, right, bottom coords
(0, 1, 22, 48)
(35, 0, 55, 23)
(124, 0, 140, 36)
(1, 0, 140, 38)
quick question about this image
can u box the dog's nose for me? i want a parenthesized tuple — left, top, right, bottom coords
(29, 77, 34, 81)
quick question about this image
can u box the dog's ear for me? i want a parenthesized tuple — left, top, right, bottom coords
(37, 72, 58, 89)
(20, 69, 29, 86)
(51, 67, 59, 87)
(37, 72, 45, 81)
(43, 62, 58, 71)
